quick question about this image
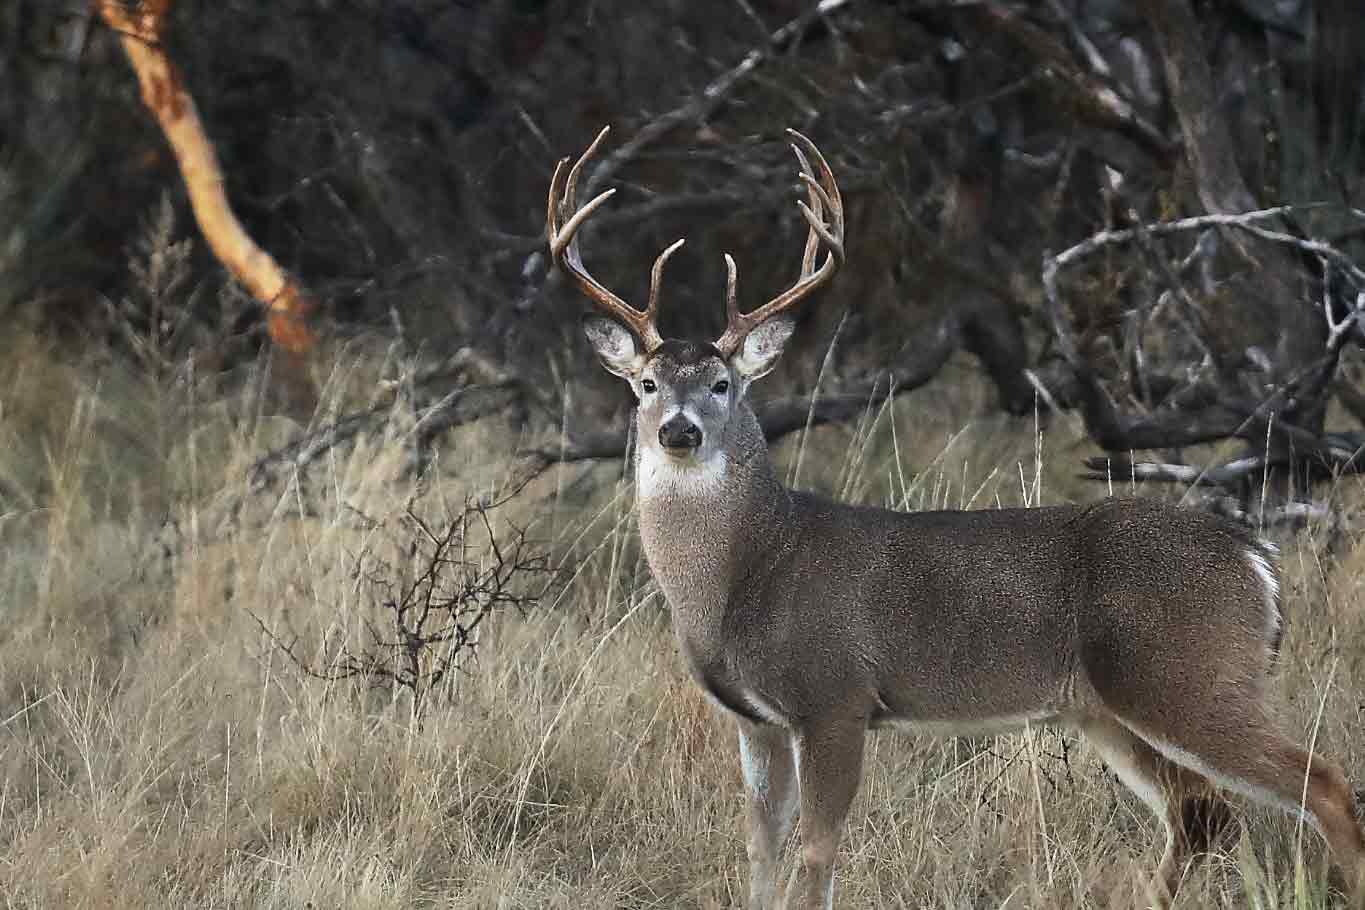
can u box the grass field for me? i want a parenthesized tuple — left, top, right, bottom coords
(3, 330, 1365, 909)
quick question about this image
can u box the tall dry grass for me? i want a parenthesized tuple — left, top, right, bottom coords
(3, 322, 1365, 910)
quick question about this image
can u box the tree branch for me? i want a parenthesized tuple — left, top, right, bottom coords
(581, 0, 856, 201)
(1138, 0, 1327, 441)
(978, 3, 1175, 164)
(1048, 205, 1322, 271)
(97, 0, 318, 356)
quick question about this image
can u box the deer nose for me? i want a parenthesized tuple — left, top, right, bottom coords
(658, 414, 702, 451)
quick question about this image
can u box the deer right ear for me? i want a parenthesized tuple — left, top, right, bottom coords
(731, 314, 795, 385)
(582, 314, 645, 381)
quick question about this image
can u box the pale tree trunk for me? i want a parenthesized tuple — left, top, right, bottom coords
(96, 0, 317, 411)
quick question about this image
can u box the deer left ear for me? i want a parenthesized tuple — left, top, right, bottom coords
(582, 314, 644, 381)
(731, 314, 795, 384)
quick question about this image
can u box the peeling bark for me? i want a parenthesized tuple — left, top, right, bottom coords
(97, 0, 317, 357)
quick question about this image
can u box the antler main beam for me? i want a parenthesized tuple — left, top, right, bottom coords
(713, 129, 845, 357)
(547, 126, 684, 353)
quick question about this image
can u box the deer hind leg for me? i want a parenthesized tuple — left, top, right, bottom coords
(785, 715, 866, 910)
(1110, 706, 1365, 906)
(1081, 715, 1231, 908)
(738, 719, 799, 910)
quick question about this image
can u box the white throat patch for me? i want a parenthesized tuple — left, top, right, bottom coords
(637, 445, 728, 500)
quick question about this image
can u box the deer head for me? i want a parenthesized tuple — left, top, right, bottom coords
(547, 126, 844, 472)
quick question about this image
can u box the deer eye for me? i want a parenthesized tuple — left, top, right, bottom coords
(711, 379, 730, 395)
(640, 379, 657, 393)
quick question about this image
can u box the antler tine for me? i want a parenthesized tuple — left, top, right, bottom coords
(713, 129, 845, 357)
(547, 126, 609, 250)
(549, 185, 616, 259)
(723, 254, 739, 321)
(562, 124, 609, 214)
(647, 238, 686, 315)
(792, 128, 844, 265)
(792, 145, 823, 279)
(546, 126, 665, 352)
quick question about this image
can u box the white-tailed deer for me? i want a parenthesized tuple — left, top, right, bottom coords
(547, 127, 1365, 909)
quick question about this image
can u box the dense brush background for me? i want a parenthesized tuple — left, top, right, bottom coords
(4, 1, 1365, 907)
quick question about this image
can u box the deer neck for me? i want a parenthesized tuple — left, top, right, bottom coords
(634, 404, 791, 633)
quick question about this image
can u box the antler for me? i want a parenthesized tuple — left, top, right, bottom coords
(713, 129, 844, 357)
(547, 126, 684, 353)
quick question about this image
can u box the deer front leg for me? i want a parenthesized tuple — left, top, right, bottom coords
(785, 716, 866, 910)
(738, 719, 799, 909)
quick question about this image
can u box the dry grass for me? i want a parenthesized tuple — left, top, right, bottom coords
(3, 331, 1365, 910)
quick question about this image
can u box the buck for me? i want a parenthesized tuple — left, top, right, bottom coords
(546, 126, 1365, 909)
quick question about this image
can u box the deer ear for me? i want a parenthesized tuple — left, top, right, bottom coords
(731, 314, 795, 384)
(582, 314, 645, 380)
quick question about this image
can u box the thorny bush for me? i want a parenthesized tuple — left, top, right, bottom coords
(256, 487, 559, 712)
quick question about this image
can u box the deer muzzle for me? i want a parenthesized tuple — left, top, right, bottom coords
(658, 414, 703, 452)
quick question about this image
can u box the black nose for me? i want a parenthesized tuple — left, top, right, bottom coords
(658, 414, 702, 450)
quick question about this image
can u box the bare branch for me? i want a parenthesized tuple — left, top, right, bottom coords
(248, 349, 525, 491)
(1041, 203, 1365, 451)
(1044, 0, 1111, 78)
(1049, 205, 1324, 272)
(1138, 0, 1330, 448)
(978, 3, 1175, 163)
(580, 0, 856, 201)
(255, 494, 559, 709)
